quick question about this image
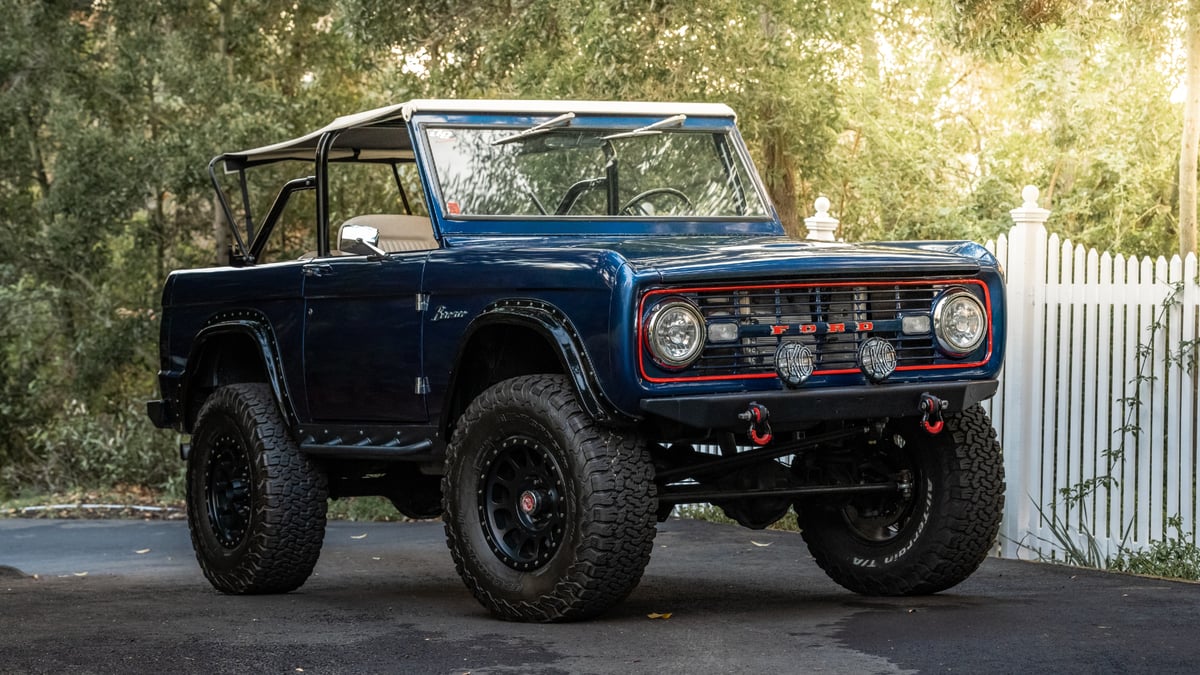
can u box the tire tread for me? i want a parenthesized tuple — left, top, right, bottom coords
(442, 374, 657, 622)
(187, 383, 328, 595)
(801, 404, 1005, 596)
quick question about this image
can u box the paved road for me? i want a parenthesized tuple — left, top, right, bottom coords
(1, 518, 1198, 674)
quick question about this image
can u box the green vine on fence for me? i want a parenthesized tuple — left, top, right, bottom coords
(1017, 279, 1200, 579)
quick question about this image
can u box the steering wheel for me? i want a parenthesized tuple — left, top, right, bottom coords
(620, 187, 693, 215)
(554, 177, 607, 215)
(524, 187, 548, 215)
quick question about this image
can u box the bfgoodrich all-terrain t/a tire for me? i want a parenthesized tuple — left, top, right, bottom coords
(186, 383, 328, 594)
(799, 404, 1005, 596)
(442, 374, 658, 622)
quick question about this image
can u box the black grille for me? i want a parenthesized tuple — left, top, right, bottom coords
(656, 281, 962, 379)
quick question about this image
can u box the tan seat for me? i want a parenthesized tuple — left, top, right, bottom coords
(338, 214, 438, 253)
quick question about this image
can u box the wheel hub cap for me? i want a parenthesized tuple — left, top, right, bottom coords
(519, 490, 541, 516)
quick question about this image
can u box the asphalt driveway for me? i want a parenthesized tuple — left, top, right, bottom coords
(1, 517, 1197, 673)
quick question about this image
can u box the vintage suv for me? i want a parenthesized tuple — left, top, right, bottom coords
(148, 100, 1005, 622)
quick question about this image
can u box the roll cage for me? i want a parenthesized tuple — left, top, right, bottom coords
(206, 99, 760, 265)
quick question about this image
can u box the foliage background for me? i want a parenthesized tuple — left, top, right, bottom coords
(0, 0, 1191, 496)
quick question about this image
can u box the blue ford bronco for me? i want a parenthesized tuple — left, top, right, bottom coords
(148, 100, 1006, 622)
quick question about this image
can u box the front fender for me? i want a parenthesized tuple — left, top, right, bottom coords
(440, 299, 635, 434)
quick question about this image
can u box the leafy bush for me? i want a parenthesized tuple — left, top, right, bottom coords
(674, 503, 800, 532)
(2, 400, 180, 499)
(1112, 517, 1200, 581)
(1019, 503, 1200, 582)
(326, 496, 410, 522)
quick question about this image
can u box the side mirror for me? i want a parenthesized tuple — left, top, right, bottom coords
(339, 224, 382, 255)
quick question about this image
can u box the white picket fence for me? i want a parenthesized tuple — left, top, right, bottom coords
(987, 187, 1200, 560)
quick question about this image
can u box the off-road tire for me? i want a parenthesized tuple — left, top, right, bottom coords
(186, 383, 328, 594)
(442, 374, 657, 622)
(800, 404, 1004, 595)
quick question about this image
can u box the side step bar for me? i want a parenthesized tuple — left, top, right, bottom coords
(300, 438, 435, 461)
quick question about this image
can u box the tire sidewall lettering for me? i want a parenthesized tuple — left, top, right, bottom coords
(851, 477, 935, 568)
(800, 406, 1005, 596)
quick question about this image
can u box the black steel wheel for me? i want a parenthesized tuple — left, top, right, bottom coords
(186, 383, 328, 594)
(799, 404, 1005, 596)
(478, 438, 568, 570)
(203, 432, 253, 548)
(443, 374, 657, 622)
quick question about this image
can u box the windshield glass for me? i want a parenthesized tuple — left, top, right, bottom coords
(424, 126, 768, 219)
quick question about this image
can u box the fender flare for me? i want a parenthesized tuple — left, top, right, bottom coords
(440, 299, 636, 434)
(180, 310, 298, 431)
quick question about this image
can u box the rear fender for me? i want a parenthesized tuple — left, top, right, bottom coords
(181, 311, 297, 431)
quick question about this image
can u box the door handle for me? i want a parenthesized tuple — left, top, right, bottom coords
(303, 263, 334, 277)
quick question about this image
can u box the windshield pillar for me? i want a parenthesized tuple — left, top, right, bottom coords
(603, 141, 619, 215)
(314, 131, 339, 256)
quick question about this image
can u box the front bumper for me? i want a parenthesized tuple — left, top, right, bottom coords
(639, 379, 998, 431)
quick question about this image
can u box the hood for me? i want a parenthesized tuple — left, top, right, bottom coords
(445, 234, 993, 283)
(461, 235, 990, 282)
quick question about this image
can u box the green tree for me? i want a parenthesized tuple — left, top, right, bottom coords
(341, 0, 863, 236)
(0, 0, 376, 494)
(1179, 0, 1200, 255)
(937, 0, 1187, 256)
(1, 0, 1195, 498)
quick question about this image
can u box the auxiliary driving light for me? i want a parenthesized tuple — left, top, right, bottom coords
(707, 322, 739, 343)
(775, 341, 815, 387)
(858, 337, 898, 383)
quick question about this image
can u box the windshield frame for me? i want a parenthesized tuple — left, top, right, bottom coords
(409, 112, 782, 238)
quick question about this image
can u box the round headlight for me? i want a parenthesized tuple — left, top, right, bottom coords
(646, 299, 705, 369)
(933, 289, 987, 357)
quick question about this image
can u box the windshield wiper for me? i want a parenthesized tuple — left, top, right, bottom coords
(600, 114, 687, 141)
(492, 112, 576, 145)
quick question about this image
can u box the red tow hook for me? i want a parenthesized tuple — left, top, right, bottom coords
(738, 402, 773, 446)
(749, 427, 773, 445)
(919, 393, 947, 435)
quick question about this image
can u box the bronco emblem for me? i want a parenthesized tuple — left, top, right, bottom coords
(431, 306, 468, 322)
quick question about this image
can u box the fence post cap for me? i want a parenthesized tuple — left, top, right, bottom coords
(1021, 185, 1040, 208)
(1010, 184, 1051, 227)
(805, 195, 838, 241)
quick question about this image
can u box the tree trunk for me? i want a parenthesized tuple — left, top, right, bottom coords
(763, 130, 800, 238)
(1179, 0, 1200, 256)
(213, 0, 233, 267)
(154, 191, 166, 282)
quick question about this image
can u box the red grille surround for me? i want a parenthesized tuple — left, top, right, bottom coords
(637, 279, 993, 384)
